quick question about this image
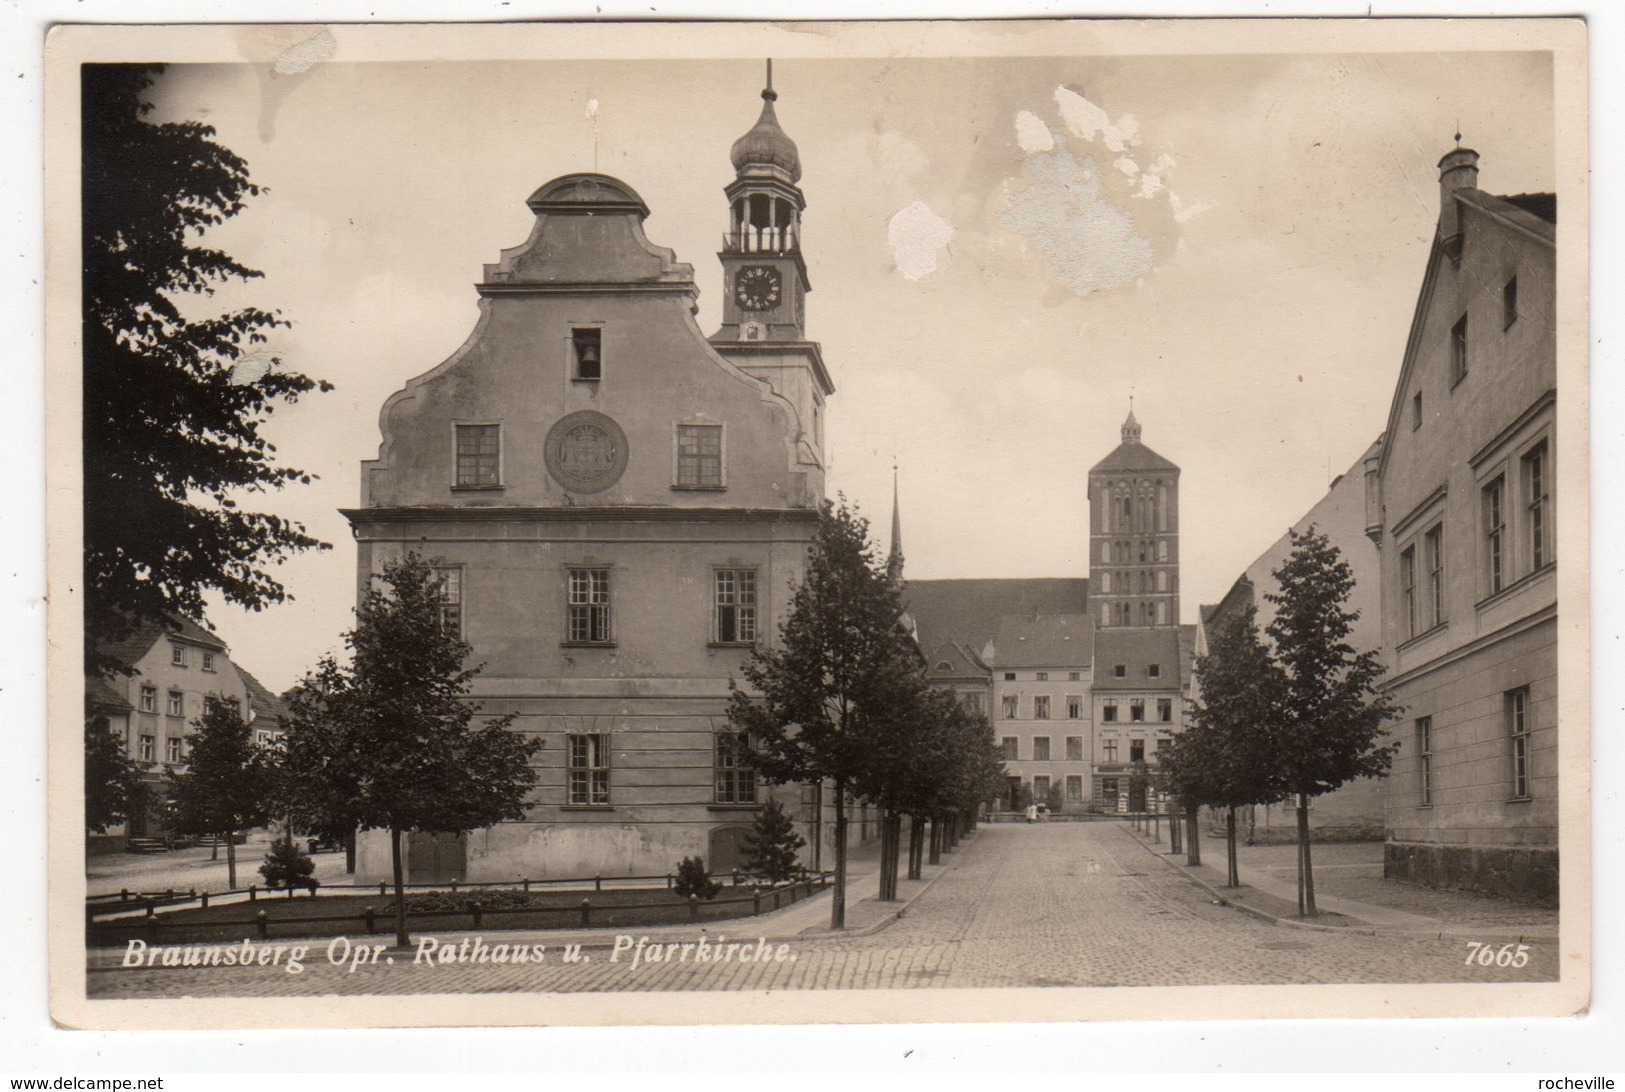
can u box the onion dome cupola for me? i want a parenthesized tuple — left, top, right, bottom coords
(717, 60, 812, 342)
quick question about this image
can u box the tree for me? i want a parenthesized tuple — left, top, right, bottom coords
(260, 834, 319, 894)
(277, 553, 540, 947)
(167, 699, 274, 888)
(727, 499, 921, 929)
(85, 714, 145, 834)
(673, 856, 722, 901)
(741, 799, 806, 884)
(1161, 604, 1285, 886)
(1264, 527, 1402, 916)
(81, 64, 331, 678)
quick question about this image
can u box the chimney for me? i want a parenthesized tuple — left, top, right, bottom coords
(1438, 145, 1479, 259)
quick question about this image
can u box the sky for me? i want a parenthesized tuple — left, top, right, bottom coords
(140, 38, 1558, 692)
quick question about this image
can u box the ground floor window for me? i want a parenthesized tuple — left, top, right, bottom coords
(1065, 775, 1084, 800)
(567, 733, 610, 805)
(714, 731, 756, 804)
(1507, 688, 1531, 799)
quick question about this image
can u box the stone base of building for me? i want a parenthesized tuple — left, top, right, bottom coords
(86, 833, 128, 857)
(1244, 822, 1384, 845)
(1384, 840, 1558, 907)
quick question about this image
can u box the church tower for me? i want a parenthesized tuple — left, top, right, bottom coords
(710, 62, 833, 472)
(1088, 407, 1180, 629)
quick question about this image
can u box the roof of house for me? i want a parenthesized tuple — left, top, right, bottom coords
(85, 674, 133, 714)
(96, 613, 229, 673)
(987, 612, 1096, 668)
(238, 667, 289, 724)
(925, 639, 988, 680)
(1092, 628, 1185, 690)
(904, 578, 1089, 658)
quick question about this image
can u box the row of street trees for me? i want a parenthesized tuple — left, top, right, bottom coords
(729, 502, 1007, 929)
(1160, 528, 1401, 916)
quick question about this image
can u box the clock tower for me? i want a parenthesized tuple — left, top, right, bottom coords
(711, 63, 833, 468)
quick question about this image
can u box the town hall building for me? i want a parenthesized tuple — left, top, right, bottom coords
(345, 71, 841, 882)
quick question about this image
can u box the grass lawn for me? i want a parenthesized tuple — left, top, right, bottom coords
(88, 882, 819, 946)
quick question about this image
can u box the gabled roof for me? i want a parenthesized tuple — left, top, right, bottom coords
(1089, 441, 1179, 475)
(987, 612, 1095, 669)
(926, 640, 988, 679)
(95, 614, 228, 674)
(1377, 187, 1556, 478)
(904, 578, 1089, 659)
(85, 674, 133, 714)
(1092, 628, 1184, 690)
(238, 667, 289, 724)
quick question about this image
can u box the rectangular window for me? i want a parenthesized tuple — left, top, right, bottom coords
(1417, 716, 1433, 807)
(1482, 477, 1505, 595)
(1035, 671, 1048, 682)
(1508, 689, 1531, 799)
(676, 424, 723, 488)
(165, 737, 183, 764)
(1102, 700, 1118, 723)
(1101, 777, 1119, 805)
(567, 733, 610, 805)
(1033, 775, 1051, 800)
(714, 568, 758, 644)
(962, 692, 983, 715)
(1412, 390, 1423, 430)
(1001, 694, 1018, 719)
(1425, 525, 1445, 628)
(170, 644, 185, 667)
(138, 735, 155, 762)
(1003, 672, 1016, 681)
(1001, 736, 1019, 761)
(1400, 546, 1417, 639)
(454, 424, 501, 487)
(1033, 736, 1051, 762)
(1066, 736, 1084, 762)
(714, 732, 756, 804)
(1066, 775, 1084, 801)
(139, 685, 157, 713)
(1102, 739, 1118, 763)
(571, 327, 602, 380)
(1068, 671, 1081, 682)
(166, 691, 183, 717)
(433, 566, 464, 638)
(1525, 442, 1549, 571)
(1503, 276, 1518, 329)
(1113, 663, 1126, 679)
(1066, 695, 1082, 719)
(1130, 699, 1145, 722)
(1033, 695, 1050, 720)
(1158, 699, 1173, 722)
(1451, 314, 1468, 385)
(1130, 739, 1146, 763)
(1147, 663, 1161, 679)
(201, 652, 215, 673)
(567, 569, 612, 643)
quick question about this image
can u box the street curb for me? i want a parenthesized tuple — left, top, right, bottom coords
(796, 842, 963, 940)
(1123, 828, 1558, 942)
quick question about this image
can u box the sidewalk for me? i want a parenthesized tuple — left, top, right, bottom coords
(1122, 821, 1558, 941)
(88, 829, 963, 965)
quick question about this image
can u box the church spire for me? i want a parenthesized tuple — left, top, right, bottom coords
(887, 466, 904, 580)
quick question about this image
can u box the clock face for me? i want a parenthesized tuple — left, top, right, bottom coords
(735, 266, 782, 311)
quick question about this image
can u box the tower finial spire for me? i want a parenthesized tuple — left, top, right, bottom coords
(887, 464, 904, 580)
(1121, 400, 1142, 444)
(763, 58, 776, 101)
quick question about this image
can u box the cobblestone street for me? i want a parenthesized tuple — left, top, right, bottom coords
(86, 822, 1559, 998)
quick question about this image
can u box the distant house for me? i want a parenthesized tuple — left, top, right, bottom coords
(1194, 440, 1390, 843)
(86, 615, 284, 852)
(1364, 147, 1557, 903)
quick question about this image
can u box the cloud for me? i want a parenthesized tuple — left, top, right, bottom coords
(1014, 110, 1055, 153)
(999, 148, 1152, 295)
(887, 200, 955, 281)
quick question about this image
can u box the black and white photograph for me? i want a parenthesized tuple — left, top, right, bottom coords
(44, 17, 1588, 1030)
